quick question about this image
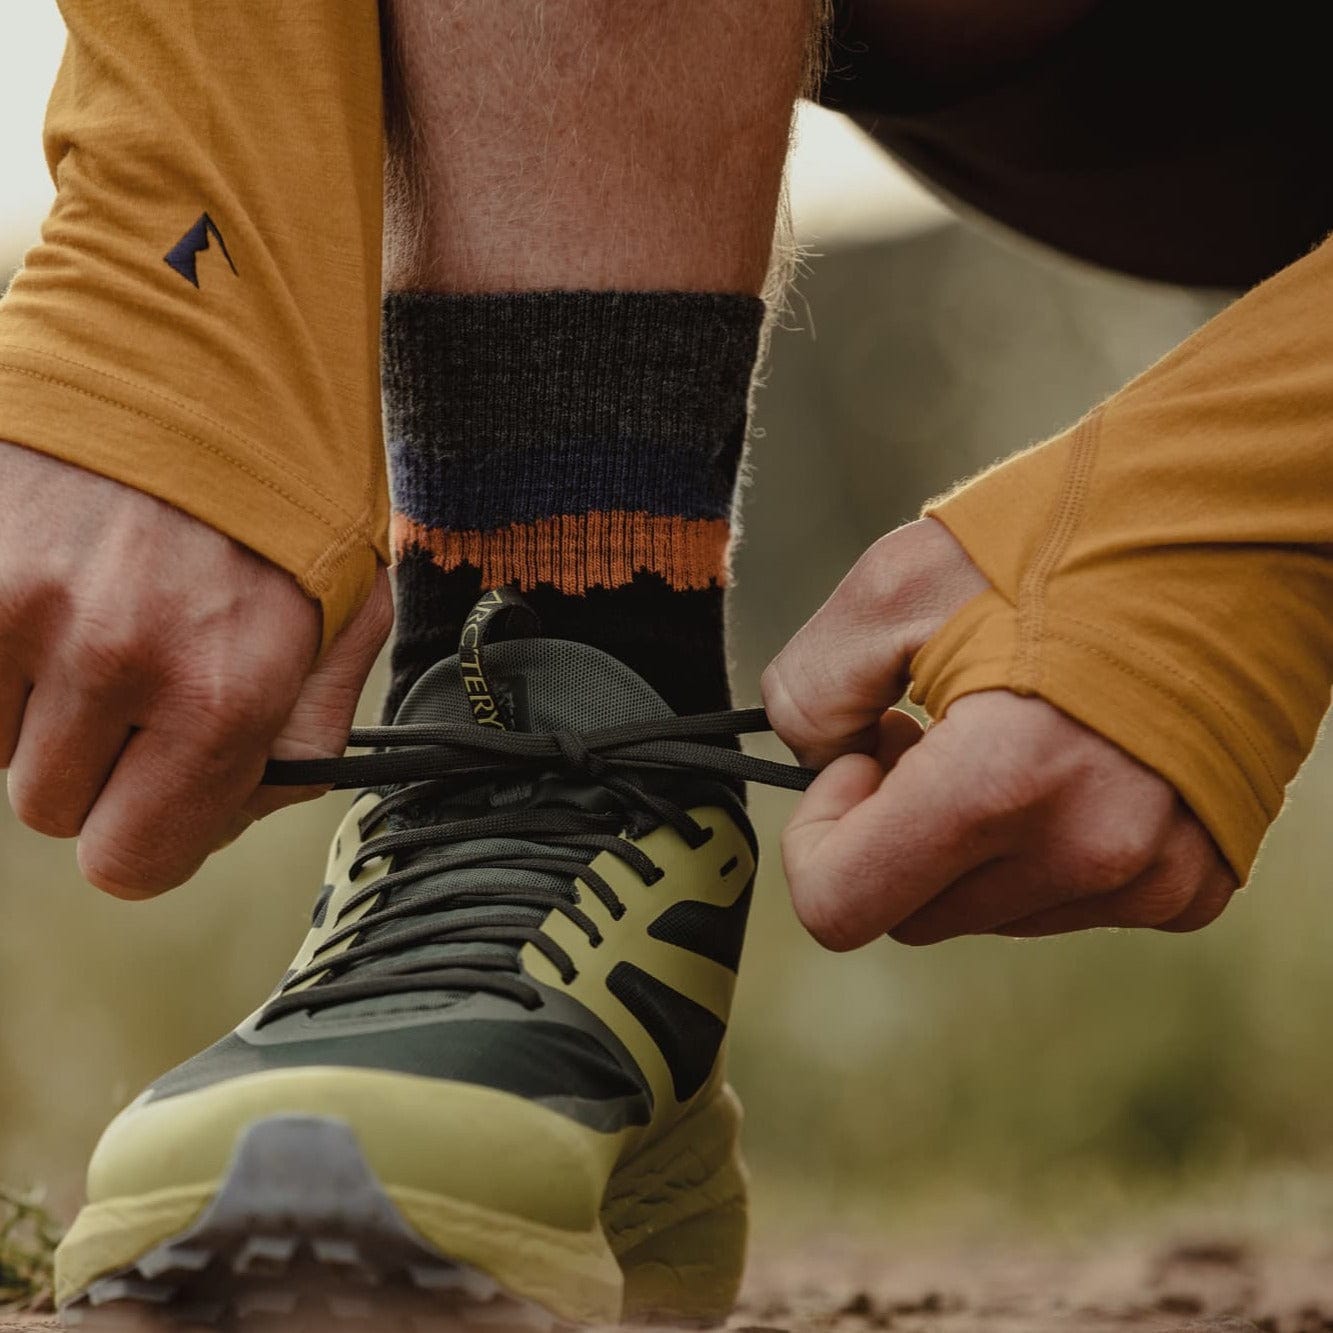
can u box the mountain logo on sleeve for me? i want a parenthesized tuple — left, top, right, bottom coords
(164, 212, 238, 288)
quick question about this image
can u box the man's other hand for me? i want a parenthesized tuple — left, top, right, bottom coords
(0, 442, 391, 899)
(762, 517, 1237, 948)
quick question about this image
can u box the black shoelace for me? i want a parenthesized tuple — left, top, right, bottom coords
(255, 708, 813, 1026)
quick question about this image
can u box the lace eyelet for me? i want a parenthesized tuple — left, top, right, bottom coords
(689, 825, 715, 850)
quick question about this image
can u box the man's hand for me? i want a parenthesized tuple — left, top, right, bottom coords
(0, 442, 392, 899)
(762, 517, 1237, 948)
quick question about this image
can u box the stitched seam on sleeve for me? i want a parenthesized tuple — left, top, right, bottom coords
(0, 361, 348, 534)
(1042, 626, 1278, 819)
(1015, 412, 1102, 692)
(0, 347, 357, 521)
(303, 520, 379, 594)
(1050, 613, 1284, 801)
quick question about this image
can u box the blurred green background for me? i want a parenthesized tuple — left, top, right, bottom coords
(3, 203, 1331, 1242)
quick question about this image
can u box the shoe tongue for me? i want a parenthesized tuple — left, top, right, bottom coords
(394, 637, 675, 734)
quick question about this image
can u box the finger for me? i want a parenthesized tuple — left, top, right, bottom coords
(996, 832, 1233, 938)
(889, 854, 1061, 946)
(889, 819, 1166, 945)
(241, 567, 392, 823)
(896, 769, 1191, 946)
(77, 675, 298, 898)
(1151, 814, 1238, 933)
(783, 752, 885, 850)
(763, 518, 987, 768)
(6, 679, 133, 837)
(782, 730, 1019, 951)
(1154, 869, 1239, 933)
(0, 663, 29, 769)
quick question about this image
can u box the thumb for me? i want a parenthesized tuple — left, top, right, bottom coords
(241, 567, 394, 822)
(762, 518, 987, 769)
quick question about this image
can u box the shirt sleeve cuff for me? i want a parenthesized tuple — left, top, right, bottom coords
(909, 545, 1276, 884)
(0, 348, 389, 653)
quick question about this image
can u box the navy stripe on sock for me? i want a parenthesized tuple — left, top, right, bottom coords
(387, 434, 739, 530)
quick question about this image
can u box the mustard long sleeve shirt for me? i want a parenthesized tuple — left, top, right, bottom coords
(916, 236, 1333, 880)
(1, 3, 1328, 879)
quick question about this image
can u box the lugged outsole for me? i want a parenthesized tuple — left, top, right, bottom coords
(60, 1115, 559, 1331)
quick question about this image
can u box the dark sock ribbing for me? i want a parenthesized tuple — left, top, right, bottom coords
(381, 291, 763, 720)
(385, 559, 732, 720)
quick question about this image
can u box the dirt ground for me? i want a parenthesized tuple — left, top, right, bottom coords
(5, 1235, 1333, 1332)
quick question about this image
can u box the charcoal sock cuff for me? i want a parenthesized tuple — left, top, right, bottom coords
(382, 290, 764, 539)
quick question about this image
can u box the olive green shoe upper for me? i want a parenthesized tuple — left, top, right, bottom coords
(96, 592, 809, 1179)
(62, 593, 812, 1321)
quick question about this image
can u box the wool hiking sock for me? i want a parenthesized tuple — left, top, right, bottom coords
(381, 290, 764, 720)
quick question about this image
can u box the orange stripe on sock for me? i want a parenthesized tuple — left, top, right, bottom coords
(392, 511, 733, 593)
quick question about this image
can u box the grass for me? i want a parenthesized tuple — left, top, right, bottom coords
(0, 1185, 60, 1312)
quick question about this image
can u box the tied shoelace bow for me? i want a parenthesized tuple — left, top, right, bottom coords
(255, 708, 815, 1025)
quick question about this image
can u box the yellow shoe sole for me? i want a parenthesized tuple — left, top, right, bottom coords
(57, 1085, 747, 1328)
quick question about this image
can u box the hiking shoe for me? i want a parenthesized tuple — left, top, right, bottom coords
(56, 590, 809, 1328)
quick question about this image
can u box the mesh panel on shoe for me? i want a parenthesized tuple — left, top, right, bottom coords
(605, 962, 724, 1102)
(647, 881, 752, 973)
